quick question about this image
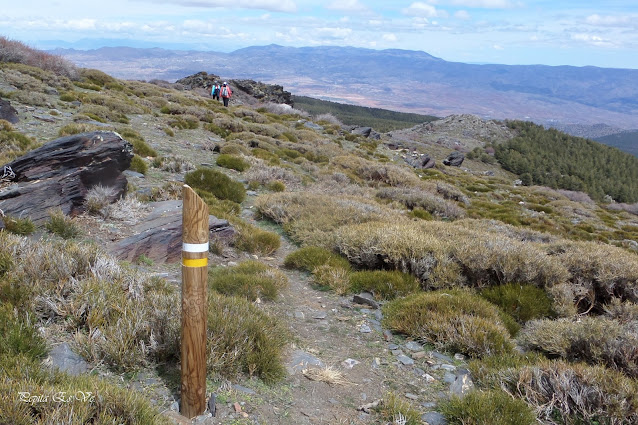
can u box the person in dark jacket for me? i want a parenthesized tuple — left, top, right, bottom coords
(211, 83, 220, 101)
(220, 82, 232, 107)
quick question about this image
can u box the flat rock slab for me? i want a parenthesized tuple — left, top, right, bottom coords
(287, 350, 324, 374)
(47, 343, 90, 376)
(109, 200, 234, 264)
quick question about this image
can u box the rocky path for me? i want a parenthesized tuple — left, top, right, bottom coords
(181, 210, 473, 425)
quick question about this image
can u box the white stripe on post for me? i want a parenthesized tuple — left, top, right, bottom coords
(182, 242, 209, 253)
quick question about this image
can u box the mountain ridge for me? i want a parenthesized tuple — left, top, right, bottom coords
(53, 44, 638, 133)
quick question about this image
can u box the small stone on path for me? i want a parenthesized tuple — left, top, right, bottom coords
(342, 358, 360, 368)
(397, 354, 414, 366)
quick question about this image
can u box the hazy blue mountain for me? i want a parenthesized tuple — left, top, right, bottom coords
(54, 44, 638, 132)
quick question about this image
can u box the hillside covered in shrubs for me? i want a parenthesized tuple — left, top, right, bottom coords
(1, 36, 638, 424)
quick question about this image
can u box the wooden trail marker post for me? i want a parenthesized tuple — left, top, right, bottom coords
(180, 185, 209, 418)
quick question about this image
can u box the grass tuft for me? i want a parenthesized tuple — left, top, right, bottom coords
(440, 390, 537, 425)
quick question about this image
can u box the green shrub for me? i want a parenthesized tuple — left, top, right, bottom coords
(0, 303, 47, 361)
(193, 189, 241, 217)
(377, 392, 421, 425)
(518, 317, 638, 377)
(129, 155, 148, 174)
(219, 143, 249, 155)
(440, 390, 537, 425)
(266, 180, 286, 192)
(208, 260, 287, 301)
(207, 292, 288, 383)
(44, 209, 81, 239)
(204, 123, 231, 139)
(349, 270, 420, 300)
(383, 290, 514, 358)
(497, 360, 638, 424)
(2, 215, 35, 236)
(118, 128, 157, 157)
(312, 264, 351, 295)
(216, 154, 250, 172)
(231, 219, 281, 255)
(185, 168, 246, 203)
(58, 123, 102, 136)
(480, 283, 554, 323)
(284, 246, 351, 272)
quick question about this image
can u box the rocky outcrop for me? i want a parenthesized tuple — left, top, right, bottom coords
(0, 98, 18, 124)
(405, 152, 435, 169)
(443, 151, 465, 167)
(109, 200, 235, 264)
(230, 79, 293, 106)
(175, 71, 221, 90)
(0, 131, 132, 224)
(348, 126, 381, 140)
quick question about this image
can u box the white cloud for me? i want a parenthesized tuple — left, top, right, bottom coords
(585, 14, 633, 27)
(493, 44, 504, 50)
(142, 0, 297, 13)
(383, 33, 398, 42)
(447, 0, 516, 8)
(325, 0, 367, 12)
(571, 33, 614, 47)
(316, 26, 353, 39)
(454, 10, 471, 20)
(403, 2, 440, 18)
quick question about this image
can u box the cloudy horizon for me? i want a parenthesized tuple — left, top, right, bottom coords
(2, 0, 638, 69)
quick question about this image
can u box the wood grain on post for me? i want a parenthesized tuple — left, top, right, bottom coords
(180, 185, 209, 419)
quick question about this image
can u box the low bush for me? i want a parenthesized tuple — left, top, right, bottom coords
(349, 270, 420, 300)
(219, 142, 249, 155)
(377, 186, 466, 219)
(0, 303, 47, 361)
(44, 208, 81, 239)
(58, 123, 102, 137)
(518, 317, 638, 377)
(216, 154, 250, 172)
(1, 215, 35, 235)
(118, 128, 157, 157)
(208, 260, 288, 301)
(312, 264, 351, 295)
(129, 154, 148, 174)
(230, 219, 281, 255)
(376, 392, 421, 425)
(266, 180, 286, 192)
(440, 390, 537, 425)
(382, 290, 514, 358)
(480, 283, 554, 323)
(283, 246, 351, 272)
(207, 292, 288, 383)
(84, 185, 118, 214)
(499, 360, 638, 424)
(185, 168, 246, 204)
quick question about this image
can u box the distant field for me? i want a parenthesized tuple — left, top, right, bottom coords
(595, 130, 638, 157)
(292, 95, 438, 133)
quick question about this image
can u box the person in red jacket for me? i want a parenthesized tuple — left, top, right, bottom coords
(220, 82, 232, 107)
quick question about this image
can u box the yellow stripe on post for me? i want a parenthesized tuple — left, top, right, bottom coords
(182, 257, 208, 268)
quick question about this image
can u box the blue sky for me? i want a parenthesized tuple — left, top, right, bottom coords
(2, 0, 638, 69)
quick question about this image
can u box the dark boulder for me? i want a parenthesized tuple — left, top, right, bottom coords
(443, 151, 465, 167)
(109, 200, 235, 264)
(231, 79, 293, 106)
(405, 152, 435, 169)
(0, 131, 132, 224)
(0, 98, 19, 124)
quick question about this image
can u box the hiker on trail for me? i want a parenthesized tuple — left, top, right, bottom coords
(211, 83, 220, 101)
(220, 82, 232, 107)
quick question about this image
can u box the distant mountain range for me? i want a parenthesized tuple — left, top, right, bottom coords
(53, 44, 638, 136)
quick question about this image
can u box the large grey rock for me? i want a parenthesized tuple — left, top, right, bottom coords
(109, 200, 234, 264)
(0, 98, 19, 123)
(422, 412, 448, 425)
(405, 153, 435, 169)
(443, 151, 465, 166)
(0, 131, 131, 225)
(47, 343, 90, 376)
(287, 350, 324, 374)
(450, 371, 475, 397)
